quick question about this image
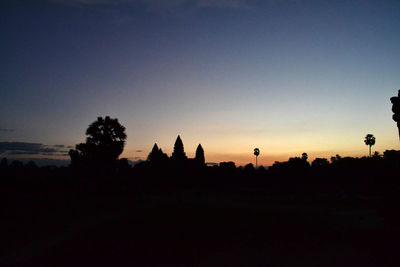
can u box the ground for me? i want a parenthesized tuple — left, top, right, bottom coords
(2, 189, 399, 266)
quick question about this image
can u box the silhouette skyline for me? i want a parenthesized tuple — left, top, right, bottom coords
(1, 2, 400, 265)
(2, 129, 400, 266)
(1, 1, 400, 166)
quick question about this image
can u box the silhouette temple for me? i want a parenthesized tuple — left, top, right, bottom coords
(146, 135, 205, 167)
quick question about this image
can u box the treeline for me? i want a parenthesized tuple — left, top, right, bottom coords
(1, 149, 399, 193)
(2, 148, 400, 223)
(2, 116, 400, 223)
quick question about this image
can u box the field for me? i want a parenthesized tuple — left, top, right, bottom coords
(2, 185, 399, 267)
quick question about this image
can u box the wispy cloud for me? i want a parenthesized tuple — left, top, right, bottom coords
(0, 142, 70, 156)
(54, 144, 65, 148)
(142, 0, 252, 10)
(193, 0, 251, 9)
(50, 0, 110, 6)
(49, 0, 254, 11)
(47, 0, 266, 23)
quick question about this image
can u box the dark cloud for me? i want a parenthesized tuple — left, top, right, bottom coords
(0, 128, 14, 132)
(0, 142, 69, 156)
(40, 148, 59, 153)
(0, 142, 42, 152)
(6, 157, 70, 167)
(7, 150, 40, 155)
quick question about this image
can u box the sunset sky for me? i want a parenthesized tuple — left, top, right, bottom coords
(1, 0, 399, 166)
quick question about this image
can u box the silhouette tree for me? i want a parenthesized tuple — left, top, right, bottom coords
(330, 154, 341, 163)
(301, 153, 308, 161)
(26, 160, 38, 170)
(219, 161, 236, 169)
(311, 158, 329, 168)
(254, 148, 260, 168)
(270, 156, 311, 173)
(244, 163, 255, 172)
(364, 134, 376, 157)
(69, 116, 127, 167)
(195, 144, 205, 166)
(171, 135, 187, 161)
(373, 151, 381, 158)
(1, 157, 8, 169)
(10, 160, 23, 169)
(390, 90, 400, 144)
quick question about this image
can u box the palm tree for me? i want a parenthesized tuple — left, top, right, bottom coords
(364, 134, 376, 157)
(254, 148, 260, 168)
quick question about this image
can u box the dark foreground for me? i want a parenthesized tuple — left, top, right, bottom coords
(2, 189, 400, 267)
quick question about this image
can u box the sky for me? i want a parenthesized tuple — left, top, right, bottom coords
(1, 0, 400, 166)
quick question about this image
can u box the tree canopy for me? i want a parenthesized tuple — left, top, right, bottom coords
(364, 134, 376, 157)
(69, 116, 127, 167)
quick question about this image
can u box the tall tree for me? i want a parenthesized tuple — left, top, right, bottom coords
(364, 134, 376, 157)
(390, 90, 400, 145)
(171, 135, 187, 161)
(254, 148, 260, 168)
(69, 116, 127, 166)
(195, 144, 205, 165)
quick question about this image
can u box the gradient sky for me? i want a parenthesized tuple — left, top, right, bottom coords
(1, 0, 400, 166)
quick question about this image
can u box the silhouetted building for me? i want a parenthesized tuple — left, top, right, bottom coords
(145, 136, 206, 169)
(195, 144, 205, 166)
(171, 135, 187, 161)
(148, 143, 161, 162)
(147, 143, 169, 168)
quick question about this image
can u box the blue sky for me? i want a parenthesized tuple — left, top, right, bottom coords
(1, 0, 399, 165)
